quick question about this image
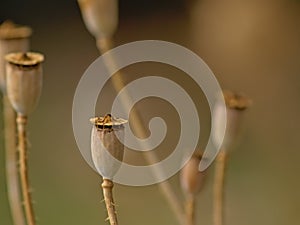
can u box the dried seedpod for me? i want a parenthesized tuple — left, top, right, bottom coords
(78, 0, 118, 40)
(90, 114, 127, 180)
(180, 153, 206, 196)
(5, 52, 44, 116)
(0, 21, 32, 93)
(212, 90, 251, 151)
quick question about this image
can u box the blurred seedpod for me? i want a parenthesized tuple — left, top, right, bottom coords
(5, 52, 44, 116)
(212, 90, 251, 151)
(90, 114, 127, 180)
(0, 21, 32, 93)
(78, 0, 118, 40)
(180, 153, 206, 196)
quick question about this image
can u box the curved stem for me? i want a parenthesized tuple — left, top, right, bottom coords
(96, 38, 185, 225)
(3, 95, 26, 225)
(185, 194, 196, 225)
(17, 114, 36, 225)
(213, 151, 227, 225)
(101, 179, 118, 225)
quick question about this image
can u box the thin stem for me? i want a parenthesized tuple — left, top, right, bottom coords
(213, 151, 227, 225)
(101, 179, 118, 225)
(96, 38, 185, 225)
(17, 114, 36, 225)
(3, 95, 26, 225)
(185, 194, 196, 225)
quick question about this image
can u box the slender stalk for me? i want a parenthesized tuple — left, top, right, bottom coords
(102, 179, 118, 225)
(185, 194, 196, 225)
(16, 114, 36, 225)
(96, 38, 185, 225)
(213, 151, 227, 225)
(3, 95, 25, 225)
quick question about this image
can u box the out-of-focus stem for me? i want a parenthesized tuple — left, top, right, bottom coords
(185, 194, 196, 225)
(96, 38, 185, 225)
(213, 151, 227, 225)
(16, 114, 36, 225)
(102, 179, 118, 225)
(3, 95, 25, 225)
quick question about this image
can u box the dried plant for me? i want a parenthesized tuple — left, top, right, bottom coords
(212, 91, 251, 225)
(90, 114, 127, 225)
(0, 20, 32, 225)
(5, 52, 44, 225)
(77, 1, 185, 224)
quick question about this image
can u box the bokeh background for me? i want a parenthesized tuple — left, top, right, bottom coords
(1, 0, 300, 224)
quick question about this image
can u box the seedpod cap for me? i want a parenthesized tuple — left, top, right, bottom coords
(223, 90, 252, 110)
(5, 52, 44, 68)
(0, 21, 32, 40)
(90, 114, 128, 130)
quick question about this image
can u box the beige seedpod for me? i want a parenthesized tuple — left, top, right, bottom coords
(5, 52, 44, 116)
(212, 90, 251, 151)
(78, 0, 118, 39)
(180, 153, 206, 196)
(90, 114, 127, 180)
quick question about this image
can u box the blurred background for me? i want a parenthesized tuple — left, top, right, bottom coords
(0, 0, 300, 224)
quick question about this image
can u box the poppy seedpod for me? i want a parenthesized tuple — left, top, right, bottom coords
(212, 91, 251, 151)
(90, 114, 127, 180)
(5, 52, 44, 116)
(0, 21, 32, 93)
(180, 154, 206, 196)
(78, 0, 118, 40)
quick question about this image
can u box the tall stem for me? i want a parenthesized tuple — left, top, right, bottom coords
(185, 194, 196, 225)
(17, 114, 36, 225)
(213, 151, 227, 225)
(3, 95, 25, 225)
(96, 38, 185, 225)
(102, 179, 118, 225)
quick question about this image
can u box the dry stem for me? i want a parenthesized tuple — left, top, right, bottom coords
(185, 194, 196, 225)
(213, 151, 227, 225)
(101, 179, 118, 225)
(96, 38, 185, 225)
(3, 95, 26, 225)
(17, 114, 36, 225)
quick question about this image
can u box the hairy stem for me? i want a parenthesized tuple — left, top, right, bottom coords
(213, 151, 227, 225)
(102, 179, 118, 225)
(3, 95, 26, 225)
(17, 114, 36, 225)
(96, 38, 185, 225)
(185, 194, 196, 225)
